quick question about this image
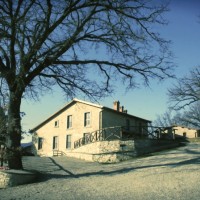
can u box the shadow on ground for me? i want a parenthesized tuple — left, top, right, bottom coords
(33, 146, 200, 182)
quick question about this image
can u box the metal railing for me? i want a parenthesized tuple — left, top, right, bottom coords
(74, 126, 122, 149)
(73, 126, 176, 149)
(53, 150, 65, 156)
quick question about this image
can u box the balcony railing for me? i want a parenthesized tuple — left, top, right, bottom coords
(73, 126, 175, 149)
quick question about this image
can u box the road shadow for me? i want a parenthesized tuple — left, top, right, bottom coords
(185, 149, 200, 155)
(36, 152, 200, 183)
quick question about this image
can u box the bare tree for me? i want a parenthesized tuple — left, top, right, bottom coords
(168, 67, 200, 110)
(153, 110, 182, 127)
(154, 103, 200, 129)
(154, 110, 173, 127)
(0, 0, 173, 169)
(0, 106, 7, 143)
(179, 102, 200, 128)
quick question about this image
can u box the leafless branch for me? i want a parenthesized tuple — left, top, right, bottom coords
(168, 67, 200, 110)
(0, 0, 174, 103)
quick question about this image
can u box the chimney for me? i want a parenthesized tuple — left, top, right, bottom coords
(113, 101, 120, 111)
(120, 106, 124, 112)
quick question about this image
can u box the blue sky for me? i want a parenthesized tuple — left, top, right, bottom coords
(21, 0, 200, 134)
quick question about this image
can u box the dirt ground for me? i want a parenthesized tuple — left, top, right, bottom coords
(0, 143, 200, 200)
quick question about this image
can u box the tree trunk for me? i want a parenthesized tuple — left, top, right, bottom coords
(6, 91, 23, 170)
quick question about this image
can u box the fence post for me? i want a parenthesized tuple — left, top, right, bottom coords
(120, 127, 123, 139)
(172, 129, 176, 140)
(95, 131, 98, 141)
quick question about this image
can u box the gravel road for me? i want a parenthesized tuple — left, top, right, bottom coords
(0, 143, 200, 200)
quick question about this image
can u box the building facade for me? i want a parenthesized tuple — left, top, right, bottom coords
(173, 125, 200, 138)
(162, 125, 200, 139)
(30, 99, 151, 157)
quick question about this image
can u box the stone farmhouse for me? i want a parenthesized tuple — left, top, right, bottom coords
(30, 98, 152, 160)
(165, 125, 200, 139)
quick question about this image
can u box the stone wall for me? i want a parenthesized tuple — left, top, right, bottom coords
(187, 138, 200, 143)
(0, 170, 37, 188)
(65, 139, 180, 163)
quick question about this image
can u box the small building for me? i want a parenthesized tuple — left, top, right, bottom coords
(164, 125, 200, 139)
(30, 98, 151, 157)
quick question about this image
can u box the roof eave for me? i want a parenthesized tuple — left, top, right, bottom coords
(102, 107, 151, 123)
(30, 98, 103, 133)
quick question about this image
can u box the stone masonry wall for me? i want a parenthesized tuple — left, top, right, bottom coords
(66, 139, 180, 163)
(0, 170, 37, 188)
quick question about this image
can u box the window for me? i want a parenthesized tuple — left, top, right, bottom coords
(126, 119, 130, 131)
(54, 120, 59, 127)
(84, 112, 91, 127)
(197, 130, 200, 137)
(139, 122, 142, 134)
(38, 137, 43, 150)
(66, 135, 71, 149)
(67, 115, 72, 129)
(53, 136, 58, 149)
